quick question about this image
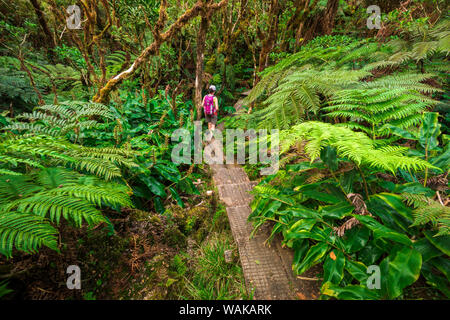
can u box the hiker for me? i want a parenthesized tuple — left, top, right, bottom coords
(203, 85, 219, 133)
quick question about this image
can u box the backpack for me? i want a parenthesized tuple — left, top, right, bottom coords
(203, 95, 215, 115)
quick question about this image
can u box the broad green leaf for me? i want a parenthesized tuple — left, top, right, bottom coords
(370, 193, 413, 221)
(367, 197, 412, 234)
(169, 187, 184, 208)
(321, 282, 381, 300)
(285, 225, 330, 242)
(287, 218, 316, 233)
(320, 203, 354, 219)
(387, 182, 434, 196)
(280, 206, 318, 219)
(286, 161, 325, 172)
(140, 175, 166, 197)
(294, 242, 329, 275)
(153, 196, 164, 213)
(323, 250, 345, 284)
(320, 146, 338, 171)
(430, 146, 450, 170)
(380, 247, 422, 299)
(154, 164, 181, 183)
(413, 237, 443, 262)
(342, 226, 370, 253)
(301, 189, 342, 204)
(265, 193, 296, 206)
(358, 241, 384, 266)
(292, 240, 309, 270)
(421, 262, 450, 298)
(383, 124, 418, 140)
(424, 231, 450, 256)
(177, 177, 199, 195)
(430, 256, 450, 281)
(355, 215, 412, 246)
(419, 112, 441, 152)
(345, 260, 369, 283)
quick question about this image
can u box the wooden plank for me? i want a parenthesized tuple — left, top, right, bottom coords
(211, 161, 320, 300)
(209, 121, 319, 300)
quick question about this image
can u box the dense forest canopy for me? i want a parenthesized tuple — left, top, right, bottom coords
(0, 0, 449, 301)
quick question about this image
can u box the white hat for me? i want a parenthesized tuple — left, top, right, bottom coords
(209, 85, 216, 91)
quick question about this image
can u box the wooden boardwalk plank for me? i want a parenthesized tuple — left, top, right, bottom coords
(207, 115, 319, 300)
(210, 162, 320, 300)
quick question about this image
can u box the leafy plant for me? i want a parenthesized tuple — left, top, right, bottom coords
(249, 120, 449, 300)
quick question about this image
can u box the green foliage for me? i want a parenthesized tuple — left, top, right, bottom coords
(0, 56, 40, 110)
(4, 101, 116, 140)
(0, 166, 133, 257)
(249, 116, 449, 300)
(0, 280, 12, 298)
(325, 74, 441, 138)
(280, 121, 434, 173)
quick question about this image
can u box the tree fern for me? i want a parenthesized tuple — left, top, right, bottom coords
(3, 101, 115, 138)
(374, 18, 450, 75)
(243, 37, 379, 108)
(248, 68, 369, 129)
(280, 121, 435, 173)
(0, 134, 137, 181)
(325, 73, 441, 138)
(402, 192, 449, 236)
(0, 211, 58, 258)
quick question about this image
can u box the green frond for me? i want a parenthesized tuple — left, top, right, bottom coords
(34, 167, 79, 189)
(0, 211, 58, 258)
(6, 101, 115, 138)
(0, 175, 42, 204)
(15, 194, 107, 227)
(67, 157, 122, 180)
(49, 184, 133, 208)
(280, 121, 436, 173)
(0, 169, 22, 176)
(2, 122, 60, 136)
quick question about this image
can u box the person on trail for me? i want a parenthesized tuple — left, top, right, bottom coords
(203, 85, 219, 133)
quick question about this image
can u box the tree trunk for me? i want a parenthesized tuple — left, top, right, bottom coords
(29, 0, 55, 49)
(257, 0, 280, 77)
(93, 0, 228, 104)
(322, 0, 339, 35)
(194, 5, 210, 120)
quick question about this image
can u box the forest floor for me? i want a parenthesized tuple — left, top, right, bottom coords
(1, 163, 250, 300)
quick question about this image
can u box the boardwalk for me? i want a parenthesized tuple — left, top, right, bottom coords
(209, 135, 319, 300)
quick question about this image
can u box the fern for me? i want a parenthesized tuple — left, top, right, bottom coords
(0, 280, 12, 298)
(248, 67, 369, 129)
(375, 18, 450, 75)
(325, 73, 441, 138)
(3, 101, 115, 138)
(402, 192, 450, 236)
(0, 211, 59, 258)
(280, 121, 436, 173)
(49, 184, 132, 208)
(0, 134, 137, 181)
(0, 166, 134, 257)
(12, 194, 106, 227)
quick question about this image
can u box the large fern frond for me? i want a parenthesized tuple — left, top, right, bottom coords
(0, 211, 58, 258)
(280, 121, 436, 173)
